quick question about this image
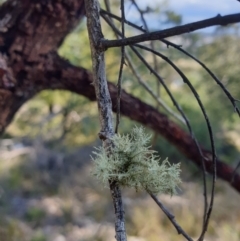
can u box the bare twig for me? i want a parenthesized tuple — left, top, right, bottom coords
(130, 0, 161, 146)
(103, 0, 111, 12)
(100, 13, 240, 48)
(132, 47, 210, 233)
(115, 0, 125, 133)
(149, 193, 194, 241)
(125, 50, 185, 124)
(160, 39, 240, 116)
(84, 1, 127, 241)
(130, 0, 160, 92)
(231, 160, 240, 183)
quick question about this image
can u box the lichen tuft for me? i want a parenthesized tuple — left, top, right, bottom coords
(92, 126, 181, 195)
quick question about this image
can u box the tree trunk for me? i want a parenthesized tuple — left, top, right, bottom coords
(0, 0, 85, 132)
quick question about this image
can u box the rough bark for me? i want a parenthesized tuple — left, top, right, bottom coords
(0, 0, 239, 195)
(0, 0, 85, 133)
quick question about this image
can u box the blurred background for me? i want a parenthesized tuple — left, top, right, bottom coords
(0, 0, 240, 240)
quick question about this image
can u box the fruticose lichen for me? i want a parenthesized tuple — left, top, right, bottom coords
(92, 126, 181, 195)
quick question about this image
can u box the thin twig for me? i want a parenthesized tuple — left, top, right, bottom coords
(137, 44, 217, 145)
(231, 160, 240, 183)
(115, 0, 125, 133)
(130, 0, 160, 88)
(130, 0, 161, 146)
(149, 193, 194, 241)
(160, 39, 240, 116)
(125, 50, 185, 124)
(101, 9, 144, 30)
(103, 0, 111, 12)
(100, 13, 240, 48)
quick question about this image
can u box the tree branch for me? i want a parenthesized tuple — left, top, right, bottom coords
(100, 13, 240, 48)
(0, 51, 240, 194)
(84, 1, 127, 240)
(0, 0, 85, 133)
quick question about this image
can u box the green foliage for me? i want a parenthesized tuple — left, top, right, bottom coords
(8, 90, 99, 149)
(31, 232, 46, 241)
(164, 10, 182, 24)
(0, 219, 25, 241)
(92, 126, 181, 195)
(25, 207, 46, 225)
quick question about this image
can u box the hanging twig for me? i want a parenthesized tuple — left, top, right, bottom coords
(102, 8, 173, 119)
(103, 1, 185, 139)
(231, 160, 240, 183)
(103, 0, 111, 12)
(115, 0, 125, 133)
(84, 1, 127, 241)
(135, 43, 217, 163)
(149, 193, 194, 241)
(130, 0, 161, 146)
(125, 50, 186, 124)
(160, 39, 240, 116)
(133, 44, 216, 240)
(130, 0, 161, 95)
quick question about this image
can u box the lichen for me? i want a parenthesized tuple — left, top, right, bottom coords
(92, 126, 181, 195)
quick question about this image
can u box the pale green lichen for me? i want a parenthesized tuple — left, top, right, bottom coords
(92, 126, 181, 195)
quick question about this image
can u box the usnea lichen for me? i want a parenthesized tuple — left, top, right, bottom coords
(92, 126, 181, 195)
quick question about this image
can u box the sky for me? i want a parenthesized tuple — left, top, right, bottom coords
(132, 0, 240, 33)
(167, 0, 240, 23)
